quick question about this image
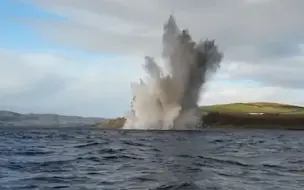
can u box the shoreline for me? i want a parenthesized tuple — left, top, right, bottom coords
(96, 112, 304, 131)
(95, 126, 304, 131)
(202, 112, 304, 130)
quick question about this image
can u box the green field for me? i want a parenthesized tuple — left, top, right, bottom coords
(200, 102, 304, 114)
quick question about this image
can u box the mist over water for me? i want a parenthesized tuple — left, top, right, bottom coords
(123, 16, 223, 130)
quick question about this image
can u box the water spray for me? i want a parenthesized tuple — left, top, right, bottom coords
(123, 15, 223, 130)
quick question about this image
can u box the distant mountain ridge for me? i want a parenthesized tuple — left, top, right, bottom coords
(0, 110, 105, 127)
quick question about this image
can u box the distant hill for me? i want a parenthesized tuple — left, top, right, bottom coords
(200, 102, 304, 114)
(0, 111, 105, 127)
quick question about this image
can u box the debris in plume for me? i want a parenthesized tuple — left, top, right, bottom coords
(123, 15, 223, 130)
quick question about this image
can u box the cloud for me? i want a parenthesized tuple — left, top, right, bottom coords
(0, 49, 146, 117)
(26, 0, 304, 59)
(200, 80, 304, 106)
(213, 54, 304, 89)
(23, 0, 304, 88)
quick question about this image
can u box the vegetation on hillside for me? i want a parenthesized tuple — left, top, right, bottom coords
(203, 111, 304, 130)
(96, 117, 125, 129)
(200, 102, 304, 114)
(96, 102, 304, 129)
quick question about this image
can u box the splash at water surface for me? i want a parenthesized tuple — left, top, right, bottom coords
(123, 16, 223, 130)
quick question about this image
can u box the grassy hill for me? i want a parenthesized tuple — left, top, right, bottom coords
(95, 102, 304, 129)
(200, 102, 304, 114)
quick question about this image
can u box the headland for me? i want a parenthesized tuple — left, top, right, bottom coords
(96, 102, 304, 130)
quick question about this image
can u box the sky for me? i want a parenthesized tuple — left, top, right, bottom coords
(1, 0, 304, 118)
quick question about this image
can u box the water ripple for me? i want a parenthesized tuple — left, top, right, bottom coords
(0, 127, 303, 189)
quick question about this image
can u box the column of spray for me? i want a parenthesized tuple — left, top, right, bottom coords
(124, 15, 223, 130)
(162, 16, 223, 129)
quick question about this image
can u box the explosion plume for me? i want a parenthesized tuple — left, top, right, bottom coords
(123, 16, 223, 130)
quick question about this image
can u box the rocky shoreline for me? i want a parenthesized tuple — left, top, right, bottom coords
(96, 112, 304, 130)
(202, 112, 304, 130)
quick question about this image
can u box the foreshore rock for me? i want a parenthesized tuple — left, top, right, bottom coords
(202, 112, 304, 130)
(95, 117, 125, 129)
(95, 112, 304, 130)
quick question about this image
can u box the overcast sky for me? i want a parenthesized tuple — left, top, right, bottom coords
(1, 0, 304, 117)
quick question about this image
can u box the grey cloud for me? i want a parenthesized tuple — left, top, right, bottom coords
(1, 74, 70, 106)
(217, 58, 304, 88)
(224, 43, 303, 62)
(34, 20, 161, 55)
(0, 50, 139, 117)
(25, 0, 304, 92)
(27, 0, 304, 61)
(0, 50, 74, 113)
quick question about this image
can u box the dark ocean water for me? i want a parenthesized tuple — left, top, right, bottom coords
(0, 127, 303, 190)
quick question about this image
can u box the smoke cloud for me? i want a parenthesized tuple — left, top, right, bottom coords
(123, 16, 223, 130)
